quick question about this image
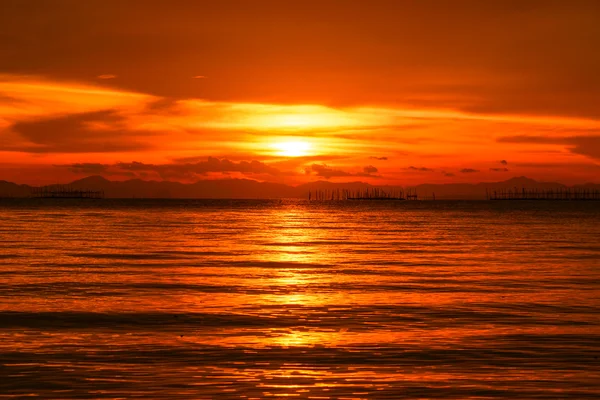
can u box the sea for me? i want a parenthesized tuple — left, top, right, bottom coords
(0, 199, 599, 399)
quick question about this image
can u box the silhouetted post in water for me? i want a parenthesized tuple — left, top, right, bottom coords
(307, 186, 443, 201)
(31, 185, 104, 199)
(489, 187, 600, 201)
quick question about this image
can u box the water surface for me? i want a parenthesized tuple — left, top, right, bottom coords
(1, 199, 599, 398)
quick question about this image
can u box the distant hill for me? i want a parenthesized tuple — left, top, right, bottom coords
(0, 180, 33, 198)
(1, 175, 599, 199)
(413, 176, 576, 200)
(67, 176, 297, 199)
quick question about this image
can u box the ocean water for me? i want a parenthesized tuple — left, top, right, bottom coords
(0, 199, 599, 399)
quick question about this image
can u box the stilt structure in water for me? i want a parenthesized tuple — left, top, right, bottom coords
(487, 187, 600, 201)
(31, 185, 104, 199)
(308, 187, 420, 201)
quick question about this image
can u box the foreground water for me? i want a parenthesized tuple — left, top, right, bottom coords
(0, 199, 599, 399)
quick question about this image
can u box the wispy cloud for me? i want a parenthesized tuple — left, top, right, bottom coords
(408, 166, 434, 172)
(498, 135, 600, 161)
(5, 110, 153, 153)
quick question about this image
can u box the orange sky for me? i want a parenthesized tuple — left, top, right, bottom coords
(1, 0, 600, 185)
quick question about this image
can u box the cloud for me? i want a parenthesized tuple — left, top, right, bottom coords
(117, 157, 281, 179)
(443, 172, 455, 177)
(500, 159, 508, 165)
(556, 137, 600, 161)
(0, 75, 156, 121)
(97, 74, 117, 80)
(515, 162, 600, 169)
(58, 162, 136, 178)
(408, 166, 434, 172)
(307, 164, 351, 178)
(57, 157, 282, 181)
(62, 163, 109, 175)
(369, 156, 388, 160)
(4, 110, 152, 153)
(497, 135, 560, 145)
(363, 165, 378, 174)
(307, 163, 380, 179)
(497, 135, 600, 161)
(193, 75, 207, 79)
(490, 167, 509, 172)
(459, 168, 480, 173)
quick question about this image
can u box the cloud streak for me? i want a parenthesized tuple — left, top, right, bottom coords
(408, 166, 434, 172)
(498, 135, 600, 161)
(306, 163, 381, 179)
(4, 110, 153, 153)
(57, 157, 283, 181)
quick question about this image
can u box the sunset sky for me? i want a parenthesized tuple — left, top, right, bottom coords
(1, 0, 600, 185)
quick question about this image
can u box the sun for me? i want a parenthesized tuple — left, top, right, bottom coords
(272, 141, 312, 157)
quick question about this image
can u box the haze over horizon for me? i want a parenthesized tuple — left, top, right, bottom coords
(2, 0, 600, 185)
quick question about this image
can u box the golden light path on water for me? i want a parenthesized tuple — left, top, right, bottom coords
(0, 199, 599, 398)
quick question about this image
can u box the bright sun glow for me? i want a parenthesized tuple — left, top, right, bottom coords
(272, 141, 312, 157)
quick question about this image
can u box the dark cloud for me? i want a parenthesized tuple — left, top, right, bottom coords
(307, 163, 380, 179)
(500, 159, 508, 165)
(563, 138, 600, 161)
(177, 154, 346, 165)
(363, 165, 378, 174)
(443, 172, 455, 177)
(460, 168, 480, 173)
(55, 162, 136, 178)
(490, 167, 509, 172)
(116, 157, 281, 179)
(497, 135, 559, 144)
(515, 162, 600, 169)
(369, 156, 388, 160)
(172, 155, 211, 164)
(61, 163, 109, 175)
(408, 166, 434, 172)
(0, 94, 24, 103)
(144, 98, 180, 112)
(57, 157, 282, 180)
(3, 110, 151, 153)
(498, 135, 600, 161)
(307, 164, 351, 179)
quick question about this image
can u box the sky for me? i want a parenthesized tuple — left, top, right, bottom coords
(1, 0, 600, 185)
